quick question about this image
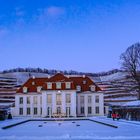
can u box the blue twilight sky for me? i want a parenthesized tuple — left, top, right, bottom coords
(0, 0, 140, 72)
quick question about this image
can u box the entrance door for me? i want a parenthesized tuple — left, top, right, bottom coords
(57, 107, 61, 114)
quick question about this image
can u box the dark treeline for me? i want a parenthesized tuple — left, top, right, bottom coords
(1, 68, 123, 77)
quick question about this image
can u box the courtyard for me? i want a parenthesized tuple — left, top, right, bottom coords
(0, 117, 140, 140)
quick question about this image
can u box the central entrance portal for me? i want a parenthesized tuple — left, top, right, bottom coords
(57, 107, 61, 114)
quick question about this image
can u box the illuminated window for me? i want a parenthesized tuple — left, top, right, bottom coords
(47, 94, 52, 104)
(66, 94, 71, 103)
(56, 94, 61, 105)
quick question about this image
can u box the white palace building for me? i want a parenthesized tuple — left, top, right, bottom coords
(13, 73, 104, 117)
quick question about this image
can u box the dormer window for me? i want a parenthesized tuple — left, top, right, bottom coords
(76, 85, 81, 92)
(83, 80, 86, 84)
(37, 86, 42, 92)
(32, 81, 35, 85)
(66, 82, 71, 89)
(47, 82, 52, 89)
(23, 87, 28, 93)
(56, 82, 61, 89)
(90, 85, 95, 91)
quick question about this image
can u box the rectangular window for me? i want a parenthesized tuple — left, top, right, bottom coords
(88, 107, 92, 114)
(40, 96, 42, 104)
(80, 107, 84, 114)
(47, 82, 52, 89)
(47, 107, 51, 116)
(66, 82, 71, 89)
(47, 94, 52, 104)
(27, 108, 30, 115)
(33, 96, 37, 104)
(66, 107, 71, 116)
(95, 95, 99, 103)
(66, 94, 71, 103)
(104, 107, 106, 115)
(27, 97, 30, 104)
(34, 107, 38, 115)
(80, 96, 84, 104)
(57, 107, 61, 114)
(56, 82, 61, 89)
(96, 106, 99, 114)
(19, 97, 23, 104)
(88, 96, 92, 103)
(40, 107, 42, 115)
(56, 94, 61, 105)
(19, 108, 23, 115)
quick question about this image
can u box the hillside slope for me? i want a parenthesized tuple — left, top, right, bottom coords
(93, 72, 138, 106)
(0, 71, 138, 107)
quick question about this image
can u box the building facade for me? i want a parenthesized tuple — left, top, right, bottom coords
(14, 73, 104, 117)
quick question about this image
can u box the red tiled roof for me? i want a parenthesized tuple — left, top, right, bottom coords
(17, 78, 48, 93)
(43, 73, 75, 90)
(17, 73, 101, 93)
(46, 73, 72, 82)
(69, 76, 101, 91)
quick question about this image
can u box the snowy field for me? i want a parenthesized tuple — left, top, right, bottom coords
(0, 117, 140, 140)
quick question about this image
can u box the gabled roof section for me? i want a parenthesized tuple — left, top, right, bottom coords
(46, 73, 72, 82)
(17, 77, 48, 93)
(16, 73, 102, 93)
(69, 76, 101, 92)
(43, 73, 75, 90)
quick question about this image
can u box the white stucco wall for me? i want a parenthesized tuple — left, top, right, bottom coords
(14, 91, 104, 117)
(14, 93, 42, 117)
(77, 92, 104, 117)
(42, 90, 77, 117)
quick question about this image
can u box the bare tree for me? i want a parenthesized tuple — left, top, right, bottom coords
(120, 42, 140, 99)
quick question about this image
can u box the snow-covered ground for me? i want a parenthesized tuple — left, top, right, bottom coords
(0, 117, 140, 140)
